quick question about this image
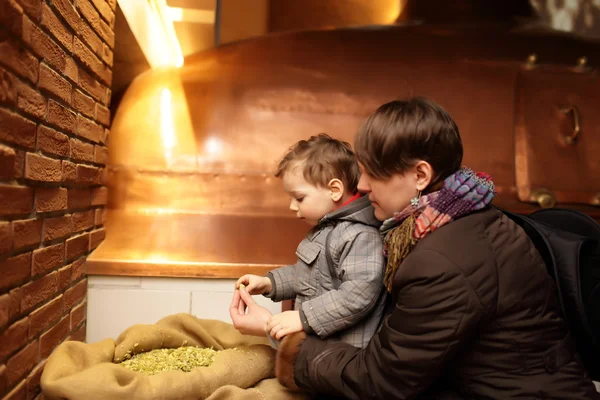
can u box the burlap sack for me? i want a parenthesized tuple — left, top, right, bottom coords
(41, 313, 307, 400)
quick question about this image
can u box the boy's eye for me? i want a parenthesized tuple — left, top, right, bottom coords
(296, 197, 304, 202)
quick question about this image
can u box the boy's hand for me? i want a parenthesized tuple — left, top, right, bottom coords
(266, 311, 303, 340)
(235, 274, 272, 295)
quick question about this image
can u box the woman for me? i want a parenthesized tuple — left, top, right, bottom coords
(230, 98, 599, 399)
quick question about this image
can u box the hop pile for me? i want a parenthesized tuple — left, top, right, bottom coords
(119, 346, 217, 375)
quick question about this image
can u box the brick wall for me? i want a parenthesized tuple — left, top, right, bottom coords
(0, 0, 114, 397)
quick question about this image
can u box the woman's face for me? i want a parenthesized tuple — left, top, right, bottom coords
(357, 162, 432, 221)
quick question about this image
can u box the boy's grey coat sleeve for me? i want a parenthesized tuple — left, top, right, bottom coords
(300, 228, 385, 337)
(264, 265, 297, 302)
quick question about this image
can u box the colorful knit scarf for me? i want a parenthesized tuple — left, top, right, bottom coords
(381, 167, 496, 292)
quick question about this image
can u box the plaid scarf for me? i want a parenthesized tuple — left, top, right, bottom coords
(381, 167, 496, 292)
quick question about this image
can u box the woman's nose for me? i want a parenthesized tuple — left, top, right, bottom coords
(357, 175, 371, 193)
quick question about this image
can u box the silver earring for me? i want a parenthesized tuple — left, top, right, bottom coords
(410, 191, 421, 208)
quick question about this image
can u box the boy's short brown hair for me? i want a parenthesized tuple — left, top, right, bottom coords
(275, 133, 360, 193)
(355, 97, 463, 187)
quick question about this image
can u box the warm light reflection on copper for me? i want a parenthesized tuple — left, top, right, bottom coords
(160, 88, 176, 166)
(117, 0, 184, 68)
(89, 4, 600, 278)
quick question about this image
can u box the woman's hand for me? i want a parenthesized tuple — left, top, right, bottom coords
(235, 274, 273, 295)
(267, 311, 303, 340)
(229, 287, 273, 336)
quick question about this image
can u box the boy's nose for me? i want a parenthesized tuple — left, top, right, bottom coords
(289, 201, 298, 212)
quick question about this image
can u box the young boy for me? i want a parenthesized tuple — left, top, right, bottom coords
(236, 134, 387, 348)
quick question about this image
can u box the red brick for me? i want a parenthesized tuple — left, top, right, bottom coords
(13, 149, 25, 179)
(72, 89, 94, 118)
(76, 0, 101, 36)
(41, 3, 72, 51)
(0, 108, 37, 149)
(0, 220, 13, 254)
(21, 272, 58, 313)
(32, 243, 64, 276)
(67, 189, 90, 210)
(26, 361, 44, 400)
(72, 210, 94, 232)
(35, 188, 67, 213)
(0, 144, 16, 180)
(100, 127, 108, 144)
(1, 289, 21, 330)
(15, 0, 42, 22)
(29, 296, 62, 339)
(15, 79, 46, 120)
(101, 43, 113, 66)
(106, 0, 116, 11)
(77, 68, 105, 101)
(22, 16, 67, 72)
(61, 160, 77, 185)
(25, 153, 62, 183)
(7, 340, 38, 387)
(69, 321, 85, 342)
(0, 253, 31, 293)
(95, 103, 110, 126)
(0, 363, 6, 397)
(93, 208, 103, 226)
(104, 88, 110, 107)
(0, 318, 29, 362)
(66, 233, 89, 261)
(12, 218, 41, 250)
(0, 184, 33, 217)
(0, 293, 11, 329)
(48, 99, 76, 135)
(0, 66, 17, 106)
(58, 265, 71, 291)
(76, 164, 99, 184)
(37, 125, 69, 158)
(69, 138, 94, 162)
(63, 278, 86, 310)
(69, 301, 85, 329)
(70, 257, 85, 282)
(64, 57, 78, 82)
(76, 114, 103, 142)
(89, 228, 105, 250)
(39, 316, 68, 358)
(79, 19, 103, 56)
(97, 17, 114, 49)
(0, 34, 38, 83)
(72, 37, 110, 85)
(90, 187, 107, 206)
(98, 167, 107, 185)
(42, 215, 71, 242)
(39, 63, 72, 104)
(90, 0, 114, 25)
(52, 0, 80, 31)
(3, 378, 26, 400)
(93, 145, 108, 166)
(0, 221, 12, 255)
(1, 0, 25, 36)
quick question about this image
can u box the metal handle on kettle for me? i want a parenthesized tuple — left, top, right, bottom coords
(559, 105, 581, 145)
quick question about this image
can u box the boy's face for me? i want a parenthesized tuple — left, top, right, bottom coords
(282, 164, 337, 226)
(357, 164, 420, 221)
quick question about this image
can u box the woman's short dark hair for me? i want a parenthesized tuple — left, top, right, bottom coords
(355, 97, 463, 186)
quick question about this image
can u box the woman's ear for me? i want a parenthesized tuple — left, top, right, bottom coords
(328, 179, 345, 202)
(414, 161, 434, 192)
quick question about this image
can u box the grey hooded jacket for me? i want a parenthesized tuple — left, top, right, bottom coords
(266, 195, 388, 348)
